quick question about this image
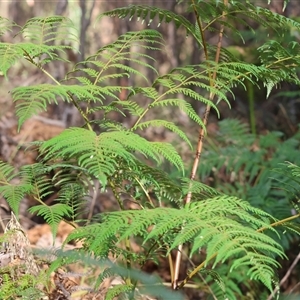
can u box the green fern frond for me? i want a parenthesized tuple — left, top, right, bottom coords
(0, 161, 32, 216)
(104, 131, 183, 170)
(98, 5, 201, 45)
(112, 159, 183, 206)
(130, 87, 159, 100)
(202, 269, 227, 300)
(196, 1, 300, 39)
(0, 41, 70, 77)
(40, 128, 184, 187)
(12, 84, 122, 129)
(0, 185, 31, 217)
(21, 163, 54, 200)
(150, 142, 184, 171)
(204, 265, 248, 300)
(0, 43, 25, 77)
(181, 178, 220, 199)
(258, 41, 300, 91)
(105, 284, 133, 300)
(0, 16, 16, 37)
(94, 267, 116, 289)
(67, 196, 283, 291)
(151, 99, 207, 130)
(56, 183, 87, 221)
(111, 100, 144, 117)
(76, 29, 162, 85)
(0, 16, 78, 73)
(40, 128, 123, 183)
(200, 119, 300, 223)
(0, 160, 16, 182)
(18, 16, 78, 47)
(134, 120, 192, 148)
(28, 203, 72, 238)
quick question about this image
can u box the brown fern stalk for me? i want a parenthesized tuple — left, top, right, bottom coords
(172, 0, 228, 290)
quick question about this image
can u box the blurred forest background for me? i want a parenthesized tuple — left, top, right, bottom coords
(2, 0, 300, 298)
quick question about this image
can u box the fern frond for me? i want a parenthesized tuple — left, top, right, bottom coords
(257, 40, 300, 97)
(200, 119, 300, 222)
(0, 16, 78, 73)
(67, 196, 284, 291)
(0, 160, 16, 182)
(259, 40, 300, 64)
(18, 15, 78, 48)
(0, 16, 16, 37)
(150, 99, 207, 130)
(112, 159, 183, 207)
(28, 204, 72, 238)
(0, 43, 25, 77)
(21, 163, 54, 200)
(56, 183, 88, 221)
(181, 178, 220, 199)
(40, 128, 184, 187)
(196, 1, 300, 40)
(134, 120, 192, 148)
(0, 41, 70, 77)
(105, 284, 133, 300)
(0, 161, 32, 216)
(73, 29, 162, 86)
(98, 5, 201, 45)
(204, 266, 248, 300)
(110, 100, 144, 117)
(150, 142, 184, 171)
(0, 185, 31, 217)
(12, 84, 122, 129)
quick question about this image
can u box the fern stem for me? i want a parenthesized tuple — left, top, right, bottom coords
(203, 9, 254, 31)
(177, 253, 217, 290)
(257, 213, 300, 233)
(132, 176, 155, 207)
(109, 180, 125, 211)
(109, 179, 133, 288)
(173, 0, 228, 290)
(247, 80, 256, 135)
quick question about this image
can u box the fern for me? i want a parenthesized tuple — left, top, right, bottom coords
(0, 16, 15, 37)
(200, 119, 300, 252)
(0, 161, 33, 216)
(0, 16, 77, 78)
(105, 284, 133, 300)
(12, 84, 121, 129)
(98, 5, 202, 45)
(69, 29, 162, 89)
(1, 2, 300, 299)
(66, 196, 284, 292)
(28, 204, 72, 238)
(39, 127, 184, 184)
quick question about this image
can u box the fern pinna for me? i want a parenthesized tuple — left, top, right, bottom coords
(1, 1, 300, 299)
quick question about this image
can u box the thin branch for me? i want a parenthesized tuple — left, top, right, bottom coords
(267, 251, 300, 300)
(172, 0, 228, 290)
(257, 213, 300, 233)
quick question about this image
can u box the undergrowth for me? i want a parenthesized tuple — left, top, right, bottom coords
(0, 0, 300, 299)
